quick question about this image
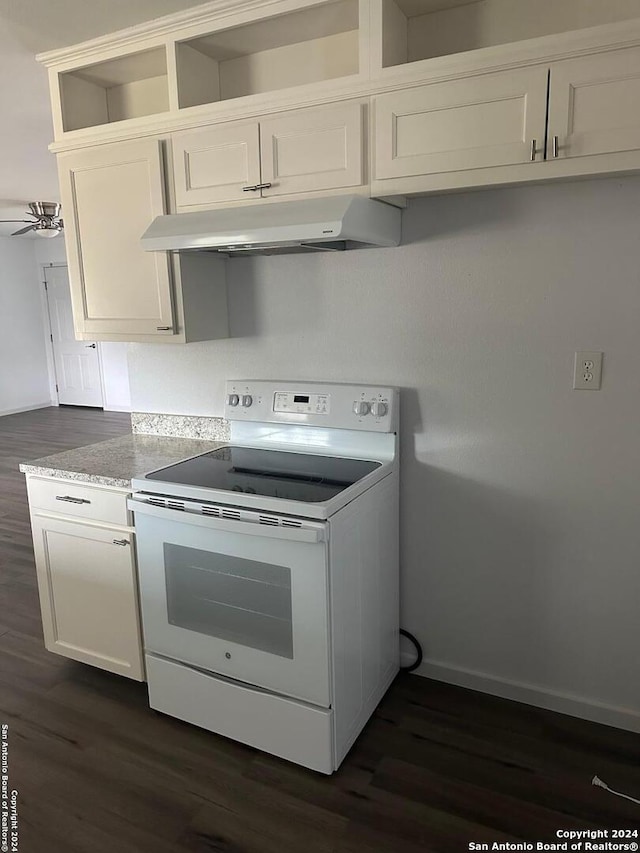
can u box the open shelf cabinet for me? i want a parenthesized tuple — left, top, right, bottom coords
(175, 0, 360, 109)
(59, 47, 170, 131)
(379, 0, 640, 68)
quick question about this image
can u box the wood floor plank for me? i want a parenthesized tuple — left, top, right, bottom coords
(1, 406, 639, 852)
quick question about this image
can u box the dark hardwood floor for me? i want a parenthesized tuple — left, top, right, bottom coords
(1, 406, 639, 852)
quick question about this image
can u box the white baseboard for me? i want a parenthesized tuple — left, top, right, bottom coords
(104, 405, 132, 413)
(0, 402, 52, 418)
(411, 658, 640, 734)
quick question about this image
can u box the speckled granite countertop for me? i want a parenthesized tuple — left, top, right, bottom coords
(19, 434, 226, 489)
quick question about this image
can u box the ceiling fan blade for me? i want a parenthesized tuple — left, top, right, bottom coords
(12, 224, 36, 236)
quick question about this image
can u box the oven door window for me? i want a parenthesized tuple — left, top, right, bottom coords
(164, 545, 293, 659)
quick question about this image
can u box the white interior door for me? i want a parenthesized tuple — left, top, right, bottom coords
(45, 266, 104, 407)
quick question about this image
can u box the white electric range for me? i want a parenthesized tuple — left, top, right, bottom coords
(129, 380, 399, 774)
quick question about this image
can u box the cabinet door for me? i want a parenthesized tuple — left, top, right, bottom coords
(259, 102, 364, 197)
(31, 515, 144, 681)
(58, 138, 174, 339)
(172, 121, 261, 209)
(374, 66, 549, 180)
(548, 46, 640, 162)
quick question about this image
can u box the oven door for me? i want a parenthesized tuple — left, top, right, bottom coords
(130, 499, 330, 707)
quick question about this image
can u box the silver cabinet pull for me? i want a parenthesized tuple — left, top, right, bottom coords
(113, 539, 129, 546)
(530, 139, 541, 161)
(56, 495, 91, 505)
(156, 326, 172, 331)
(552, 135, 559, 158)
(242, 183, 272, 192)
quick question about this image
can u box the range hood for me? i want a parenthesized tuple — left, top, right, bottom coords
(141, 195, 401, 256)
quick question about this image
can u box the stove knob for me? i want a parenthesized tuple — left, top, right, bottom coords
(227, 394, 240, 407)
(242, 395, 253, 408)
(353, 401, 370, 416)
(370, 401, 388, 418)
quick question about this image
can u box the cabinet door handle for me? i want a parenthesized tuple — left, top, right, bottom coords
(85, 343, 97, 349)
(242, 183, 272, 192)
(156, 326, 172, 331)
(56, 495, 91, 504)
(113, 539, 129, 546)
(552, 135, 560, 158)
(530, 139, 541, 161)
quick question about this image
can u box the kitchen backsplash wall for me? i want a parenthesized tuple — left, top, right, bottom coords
(128, 175, 640, 730)
(131, 411, 229, 440)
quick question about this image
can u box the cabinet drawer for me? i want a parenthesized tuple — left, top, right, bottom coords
(27, 477, 129, 527)
(146, 654, 334, 773)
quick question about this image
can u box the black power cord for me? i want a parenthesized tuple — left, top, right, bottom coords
(399, 629, 423, 673)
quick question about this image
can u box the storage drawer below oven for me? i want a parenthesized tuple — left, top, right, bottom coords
(146, 655, 334, 774)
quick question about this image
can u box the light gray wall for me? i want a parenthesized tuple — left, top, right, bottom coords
(0, 238, 51, 416)
(128, 175, 640, 729)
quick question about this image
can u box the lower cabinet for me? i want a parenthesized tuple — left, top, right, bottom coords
(27, 479, 144, 681)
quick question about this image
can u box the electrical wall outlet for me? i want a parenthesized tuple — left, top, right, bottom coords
(573, 351, 603, 390)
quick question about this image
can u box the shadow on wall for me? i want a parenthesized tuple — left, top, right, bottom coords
(398, 387, 562, 687)
(227, 257, 260, 339)
(402, 189, 529, 243)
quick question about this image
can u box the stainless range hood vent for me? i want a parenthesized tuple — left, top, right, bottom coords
(141, 195, 401, 257)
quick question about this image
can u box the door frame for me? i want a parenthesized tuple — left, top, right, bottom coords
(39, 262, 105, 408)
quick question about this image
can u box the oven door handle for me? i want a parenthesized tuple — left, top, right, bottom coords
(127, 498, 326, 543)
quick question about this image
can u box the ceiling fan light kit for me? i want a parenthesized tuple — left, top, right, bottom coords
(0, 201, 64, 237)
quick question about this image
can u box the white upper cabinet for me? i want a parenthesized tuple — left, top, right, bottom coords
(59, 137, 228, 343)
(373, 41, 640, 195)
(59, 138, 175, 338)
(260, 102, 364, 197)
(373, 65, 549, 181)
(37, 0, 640, 205)
(172, 102, 365, 210)
(172, 122, 262, 207)
(45, 0, 366, 141)
(548, 46, 640, 164)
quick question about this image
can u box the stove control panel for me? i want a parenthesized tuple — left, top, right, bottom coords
(274, 392, 330, 415)
(225, 381, 398, 432)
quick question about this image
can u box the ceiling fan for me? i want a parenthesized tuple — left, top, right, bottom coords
(0, 202, 64, 238)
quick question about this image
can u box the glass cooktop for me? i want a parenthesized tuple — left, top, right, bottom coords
(145, 446, 381, 503)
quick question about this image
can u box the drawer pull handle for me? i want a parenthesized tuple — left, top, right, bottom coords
(156, 326, 172, 331)
(113, 539, 129, 547)
(56, 495, 91, 505)
(552, 135, 560, 158)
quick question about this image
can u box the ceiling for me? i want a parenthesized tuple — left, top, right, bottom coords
(0, 0, 210, 236)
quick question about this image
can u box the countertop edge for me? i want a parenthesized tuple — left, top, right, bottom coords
(20, 464, 132, 489)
